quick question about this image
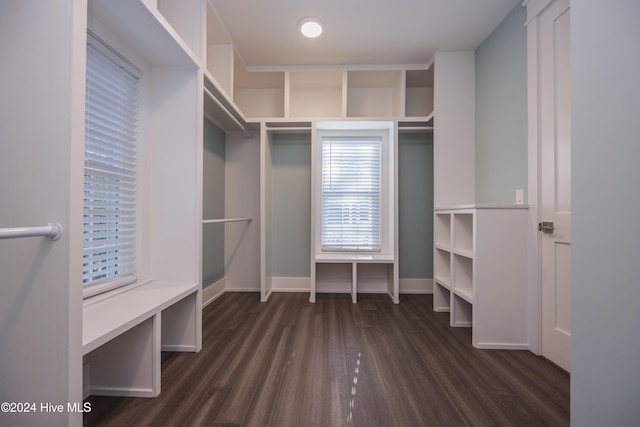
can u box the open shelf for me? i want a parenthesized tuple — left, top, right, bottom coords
(453, 287, 473, 304)
(347, 70, 401, 117)
(234, 60, 285, 118)
(453, 213, 473, 252)
(89, 0, 197, 67)
(434, 212, 451, 248)
(452, 253, 473, 297)
(157, 0, 202, 63)
(451, 294, 473, 327)
(433, 282, 451, 313)
(405, 69, 434, 117)
(205, 2, 233, 97)
(434, 248, 451, 288)
(288, 70, 343, 118)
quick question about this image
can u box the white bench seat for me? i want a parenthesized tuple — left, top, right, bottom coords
(82, 281, 200, 398)
(312, 253, 397, 304)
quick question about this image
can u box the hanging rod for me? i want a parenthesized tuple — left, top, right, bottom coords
(202, 218, 252, 224)
(203, 87, 253, 139)
(0, 223, 63, 241)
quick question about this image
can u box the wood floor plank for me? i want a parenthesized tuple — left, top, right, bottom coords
(268, 300, 316, 427)
(214, 296, 289, 423)
(85, 293, 570, 427)
(371, 296, 466, 426)
(240, 326, 293, 427)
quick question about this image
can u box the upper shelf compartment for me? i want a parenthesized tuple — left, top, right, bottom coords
(206, 2, 234, 98)
(347, 71, 402, 118)
(405, 68, 434, 118)
(288, 71, 344, 118)
(234, 59, 285, 119)
(89, 0, 200, 67)
(156, 0, 203, 63)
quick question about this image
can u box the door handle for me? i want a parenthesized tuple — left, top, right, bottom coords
(539, 221, 554, 233)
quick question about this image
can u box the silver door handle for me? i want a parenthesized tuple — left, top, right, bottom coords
(539, 221, 554, 233)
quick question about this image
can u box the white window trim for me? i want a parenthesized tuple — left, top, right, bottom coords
(314, 121, 395, 258)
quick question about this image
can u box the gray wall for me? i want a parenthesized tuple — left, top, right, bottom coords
(474, 4, 528, 204)
(572, 1, 640, 424)
(202, 118, 226, 287)
(271, 134, 311, 277)
(398, 133, 433, 279)
(269, 132, 433, 280)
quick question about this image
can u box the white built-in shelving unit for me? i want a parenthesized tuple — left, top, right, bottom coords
(200, 2, 435, 306)
(81, 0, 206, 402)
(433, 205, 529, 349)
(228, 67, 434, 121)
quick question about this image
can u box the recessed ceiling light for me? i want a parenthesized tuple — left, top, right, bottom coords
(299, 17, 323, 38)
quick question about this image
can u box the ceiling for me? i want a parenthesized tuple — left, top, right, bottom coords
(208, 0, 521, 71)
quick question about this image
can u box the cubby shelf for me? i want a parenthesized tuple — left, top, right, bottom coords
(257, 68, 432, 120)
(433, 205, 529, 349)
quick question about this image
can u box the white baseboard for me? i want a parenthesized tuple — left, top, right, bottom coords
(161, 344, 198, 352)
(270, 277, 434, 293)
(89, 386, 155, 398)
(474, 343, 530, 350)
(202, 278, 226, 308)
(202, 277, 434, 306)
(399, 278, 433, 294)
(270, 277, 311, 292)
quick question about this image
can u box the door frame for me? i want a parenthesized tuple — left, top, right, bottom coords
(525, 0, 561, 355)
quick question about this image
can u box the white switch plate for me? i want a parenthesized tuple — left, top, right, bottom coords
(516, 189, 524, 205)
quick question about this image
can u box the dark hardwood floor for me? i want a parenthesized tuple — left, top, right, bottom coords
(84, 292, 569, 427)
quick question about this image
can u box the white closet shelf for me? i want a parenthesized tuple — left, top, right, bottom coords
(453, 287, 474, 303)
(434, 277, 452, 290)
(451, 248, 474, 259)
(202, 218, 252, 224)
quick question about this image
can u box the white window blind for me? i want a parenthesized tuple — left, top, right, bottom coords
(83, 33, 140, 295)
(321, 137, 382, 251)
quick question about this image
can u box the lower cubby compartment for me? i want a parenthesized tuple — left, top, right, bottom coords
(433, 281, 451, 312)
(356, 263, 393, 294)
(314, 262, 393, 294)
(315, 263, 352, 294)
(451, 294, 473, 327)
(83, 316, 158, 398)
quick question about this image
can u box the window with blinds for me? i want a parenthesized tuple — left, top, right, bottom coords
(83, 33, 141, 296)
(321, 137, 382, 251)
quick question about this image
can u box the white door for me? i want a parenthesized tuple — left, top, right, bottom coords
(539, 0, 571, 372)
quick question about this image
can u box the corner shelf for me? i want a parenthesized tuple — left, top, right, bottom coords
(405, 69, 434, 117)
(234, 64, 285, 119)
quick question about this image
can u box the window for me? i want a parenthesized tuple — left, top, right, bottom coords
(83, 32, 141, 297)
(321, 137, 382, 251)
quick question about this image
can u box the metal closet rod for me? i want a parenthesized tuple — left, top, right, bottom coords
(203, 87, 252, 139)
(0, 223, 63, 241)
(202, 218, 252, 224)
